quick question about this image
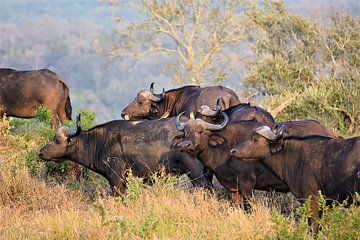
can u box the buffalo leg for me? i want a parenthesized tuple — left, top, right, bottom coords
(241, 188, 253, 213)
(309, 195, 320, 232)
(57, 105, 69, 124)
(203, 167, 214, 189)
(48, 109, 60, 129)
(229, 191, 241, 205)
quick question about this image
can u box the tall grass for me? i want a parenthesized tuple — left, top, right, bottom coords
(0, 115, 359, 239)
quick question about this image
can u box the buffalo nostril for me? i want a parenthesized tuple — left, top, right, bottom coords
(230, 149, 236, 155)
(38, 153, 44, 159)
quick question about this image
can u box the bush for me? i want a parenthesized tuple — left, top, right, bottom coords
(244, 1, 360, 136)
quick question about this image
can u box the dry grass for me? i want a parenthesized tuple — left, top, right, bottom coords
(0, 158, 278, 239)
(0, 118, 358, 239)
(0, 118, 278, 239)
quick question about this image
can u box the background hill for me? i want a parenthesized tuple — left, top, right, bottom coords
(1, 0, 358, 122)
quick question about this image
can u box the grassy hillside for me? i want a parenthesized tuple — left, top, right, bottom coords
(0, 116, 359, 239)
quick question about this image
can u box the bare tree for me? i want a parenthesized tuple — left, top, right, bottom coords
(110, 0, 246, 86)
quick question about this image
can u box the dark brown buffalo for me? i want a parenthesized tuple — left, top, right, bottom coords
(0, 68, 72, 128)
(173, 104, 284, 207)
(175, 108, 336, 208)
(121, 83, 240, 120)
(39, 115, 212, 194)
(230, 123, 358, 229)
(195, 100, 274, 126)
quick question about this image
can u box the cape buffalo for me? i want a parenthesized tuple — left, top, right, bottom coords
(121, 83, 240, 120)
(196, 99, 274, 125)
(0, 68, 72, 128)
(121, 84, 239, 188)
(230, 123, 358, 229)
(176, 104, 288, 207)
(39, 115, 212, 194)
(175, 106, 336, 208)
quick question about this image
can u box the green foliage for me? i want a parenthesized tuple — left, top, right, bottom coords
(271, 193, 360, 239)
(244, 0, 360, 135)
(139, 206, 160, 239)
(125, 170, 144, 205)
(65, 109, 96, 131)
(271, 199, 313, 240)
(317, 193, 360, 240)
(244, 0, 320, 93)
(23, 149, 41, 176)
(33, 105, 56, 144)
(33, 105, 53, 126)
(271, 211, 296, 239)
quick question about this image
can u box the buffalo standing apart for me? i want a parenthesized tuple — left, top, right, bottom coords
(0, 68, 72, 128)
(39, 115, 212, 194)
(121, 83, 240, 120)
(230, 123, 359, 229)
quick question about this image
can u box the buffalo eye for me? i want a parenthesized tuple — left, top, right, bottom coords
(138, 101, 144, 106)
(67, 138, 73, 145)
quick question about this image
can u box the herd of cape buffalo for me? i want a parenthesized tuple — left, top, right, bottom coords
(1, 68, 359, 229)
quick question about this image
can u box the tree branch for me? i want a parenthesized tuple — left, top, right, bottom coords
(267, 93, 299, 118)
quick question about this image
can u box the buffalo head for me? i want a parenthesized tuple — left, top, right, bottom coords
(121, 82, 165, 120)
(174, 111, 229, 153)
(230, 124, 285, 161)
(39, 114, 82, 161)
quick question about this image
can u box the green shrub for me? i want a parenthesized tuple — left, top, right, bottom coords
(271, 192, 360, 239)
(125, 170, 144, 205)
(317, 193, 360, 239)
(139, 206, 160, 239)
(66, 108, 96, 131)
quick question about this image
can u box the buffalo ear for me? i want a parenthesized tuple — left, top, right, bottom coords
(209, 134, 225, 146)
(269, 141, 283, 154)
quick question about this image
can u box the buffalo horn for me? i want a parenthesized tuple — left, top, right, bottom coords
(273, 123, 285, 138)
(175, 111, 186, 131)
(141, 90, 162, 102)
(198, 99, 222, 117)
(198, 105, 218, 117)
(214, 99, 222, 112)
(254, 125, 277, 140)
(201, 112, 229, 131)
(150, 82, 155, 93)
(69, 114, 82, 137)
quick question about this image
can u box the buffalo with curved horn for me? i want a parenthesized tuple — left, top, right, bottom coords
(121, 83, 240, 120)
(39, 114, 213, 194)
(174, 102, 336, 210)
(230, 121, 355, 231)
